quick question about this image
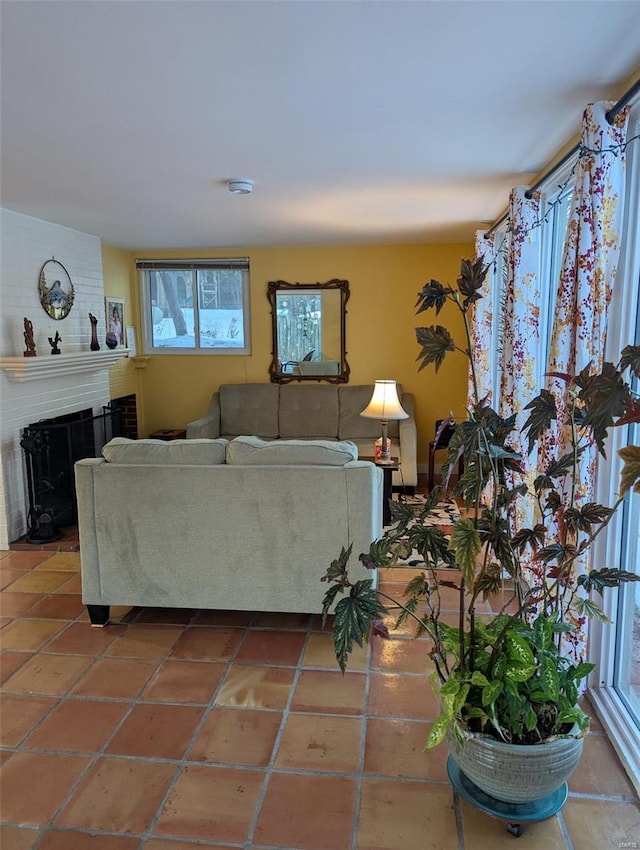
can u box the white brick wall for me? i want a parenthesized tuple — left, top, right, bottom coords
(0, 209, 111, 547)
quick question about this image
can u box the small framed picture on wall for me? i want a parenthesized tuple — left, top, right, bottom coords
(104, 297, 126, 348)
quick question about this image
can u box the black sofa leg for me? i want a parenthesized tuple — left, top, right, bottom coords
(87, 604, 110, 627)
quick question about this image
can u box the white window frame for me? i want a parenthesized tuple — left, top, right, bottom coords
(588, 104, 640, 796)
(137, 258, 251, 355)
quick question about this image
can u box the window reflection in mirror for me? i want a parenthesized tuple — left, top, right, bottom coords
(268, 279, 349, 383)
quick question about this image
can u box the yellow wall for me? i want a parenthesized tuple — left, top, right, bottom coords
(100, 244, 140, 410)
(102, 242, 473, 463)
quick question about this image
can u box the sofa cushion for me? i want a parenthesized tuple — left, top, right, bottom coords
(338, 384, 403, 439)
(103, 437, 227, 465)
(226, 435, 357, 466)
(220, 383, 280, 438)
(279, 384, 339, 438)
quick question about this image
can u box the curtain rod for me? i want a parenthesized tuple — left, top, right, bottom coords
(483, 76, 640, 239)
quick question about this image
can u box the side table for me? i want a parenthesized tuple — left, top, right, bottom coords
(149, 428, 187, 441)
(362, 457, 399, 526)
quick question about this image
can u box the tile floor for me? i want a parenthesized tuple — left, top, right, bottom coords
(1, 549, 638, 849)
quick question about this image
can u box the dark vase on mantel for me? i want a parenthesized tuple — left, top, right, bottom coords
(89, 313, 100, 351)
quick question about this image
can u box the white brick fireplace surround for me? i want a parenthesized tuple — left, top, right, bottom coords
(0, 209, 122, 548)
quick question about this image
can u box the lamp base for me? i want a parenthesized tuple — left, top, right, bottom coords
(375, 436, 393, 462)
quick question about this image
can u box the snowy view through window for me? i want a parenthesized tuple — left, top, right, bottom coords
(146, 266, 248, 351)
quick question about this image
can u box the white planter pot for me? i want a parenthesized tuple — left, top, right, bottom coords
(447, 726, 584, 804)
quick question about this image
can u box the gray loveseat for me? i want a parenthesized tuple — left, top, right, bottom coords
(186, 383, 417, 489)
(75, 436, 383, 625)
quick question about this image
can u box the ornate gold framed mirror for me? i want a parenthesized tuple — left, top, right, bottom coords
(268, 278, 350, 383)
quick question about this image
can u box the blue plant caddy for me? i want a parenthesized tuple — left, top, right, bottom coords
(447, 755, 568, 838)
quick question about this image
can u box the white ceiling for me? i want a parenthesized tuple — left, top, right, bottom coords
(1, 1, 639, 250)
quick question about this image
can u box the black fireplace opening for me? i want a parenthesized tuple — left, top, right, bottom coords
(20, 404, 123, 543)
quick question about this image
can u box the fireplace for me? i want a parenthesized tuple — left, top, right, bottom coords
(21, 405, 123, 542)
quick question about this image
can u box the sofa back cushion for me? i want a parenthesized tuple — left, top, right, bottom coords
(103, 437, 227, 465)
(226, 435, 357, 466)
(219, 383, 280, 438)
(279, 384, 340, 438)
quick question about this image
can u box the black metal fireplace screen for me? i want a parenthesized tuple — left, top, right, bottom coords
(20, 405, 122, 543)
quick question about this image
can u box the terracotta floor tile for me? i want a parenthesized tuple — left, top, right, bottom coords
(37, 831, 139, 850)
(0, 591, 41, 617)
(291, 669, 367, 715)
(562, 798, 640, 850)
(144, 842, 237, 850)
(0, 569, 34, 590)
(143, 659, 227, 703)
(25, 699, 130, 752)
(275, 713, 362, 772)
(0, 617, 65, 650)
(459, 799, 566, 849)
(369, 671, 441, 720)
(105, 624, 183, 658)
(45, 621, 124, 654)
(0, 752, 91, 825)
(358, 779, 458, 850)
(19, 593, 84, 620)
(189, 706, 282, 766)
(170, 627, 244, 660)
(70, 657, 159, 699)
(106, 703, 204, 759)
(4, 654, 92, 696)
(252, 611, 311, 630)
(302, 631, 369, 670)
(154, 764, 263, 843)
(569, 732, 637, 797)
(0, 650, 32, 684)
(3, 571, 71, 594)
(0, 825, 41, 849)
(235, 629, 306, 666)
(371, 636, 435, 673)
(50, 573, 82, 594)
(192, 609, 256, 627)
(56, 756, 177, 833)
(215, 664, 295, 710)
(33, 552, 80, 571)
(365, 718, 448, 781)
(254, 773, 356, 850)
(0, 551, 51, 569)
(0, 694, 58, 746)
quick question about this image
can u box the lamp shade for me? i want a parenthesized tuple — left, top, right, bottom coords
(360, 381, 409, 420)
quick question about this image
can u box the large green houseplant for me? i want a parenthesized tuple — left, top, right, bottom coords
(321, 258, 640, 798)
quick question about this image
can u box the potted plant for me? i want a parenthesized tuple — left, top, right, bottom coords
(321, 258, 640, 805)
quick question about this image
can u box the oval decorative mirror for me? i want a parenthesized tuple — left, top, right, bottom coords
(38, 258, 75, 320)
(268, 278, 350, 383)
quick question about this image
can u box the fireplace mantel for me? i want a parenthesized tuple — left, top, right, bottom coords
(0, 349, 130, 382)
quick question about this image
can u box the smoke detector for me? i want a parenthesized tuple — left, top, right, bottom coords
(227, 178, 253, 195)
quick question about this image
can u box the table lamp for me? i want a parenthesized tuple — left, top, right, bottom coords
(360, 380, 408, 464)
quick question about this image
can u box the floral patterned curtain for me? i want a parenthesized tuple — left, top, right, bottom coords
(500, 187, 543, 558)
(541, 101, 630, 661)
(470, 230, 496, 409)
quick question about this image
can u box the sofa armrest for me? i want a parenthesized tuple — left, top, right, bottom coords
(397, 392, 417, 488)
(74, 458, 105, 604)
(186, 392, 221, 439)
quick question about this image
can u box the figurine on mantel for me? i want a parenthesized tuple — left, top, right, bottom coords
(89, 312, 100, 351)
(48, 331, 62, 355)
(23, 317, 37, 357)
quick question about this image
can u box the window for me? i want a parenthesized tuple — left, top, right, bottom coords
(589, 104, 640, 795)
(137, 258, 251, 354)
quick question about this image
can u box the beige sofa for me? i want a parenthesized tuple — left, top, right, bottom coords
(186, 383, 417, 489)
(75, 436, 383, 625)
